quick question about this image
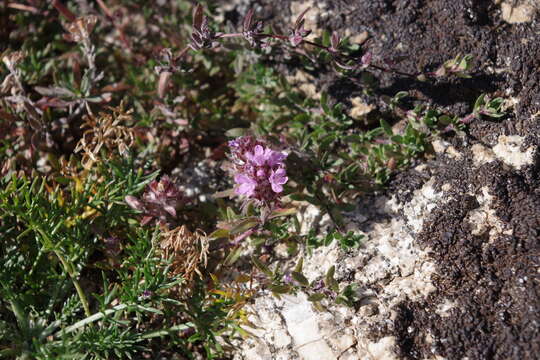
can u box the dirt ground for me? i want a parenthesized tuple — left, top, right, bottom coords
(217, 0, 539, 359)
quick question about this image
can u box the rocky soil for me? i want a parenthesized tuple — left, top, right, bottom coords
(214, 1, 540, 359)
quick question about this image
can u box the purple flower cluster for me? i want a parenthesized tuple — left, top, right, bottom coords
(228, 136, 288, 204)
(125, 175, 184, 226)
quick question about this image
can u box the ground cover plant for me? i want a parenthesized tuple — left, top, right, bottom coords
(0, 1, 525, 359)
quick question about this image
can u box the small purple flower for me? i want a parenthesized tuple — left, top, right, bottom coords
(268, 151, 287, 167)
(246, 145, 279, 167)
(227, 136, 288, 205)
(269, 168, 288, 193)
(283, 273, 293, 285)
(140, 290, 153, 300)
(234, 174, 257, 196)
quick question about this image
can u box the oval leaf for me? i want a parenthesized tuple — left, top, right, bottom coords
(307, 293, 326, 302)
(291, 271, 309, 286)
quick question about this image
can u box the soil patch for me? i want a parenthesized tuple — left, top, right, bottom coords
(390, 148, 540, 359)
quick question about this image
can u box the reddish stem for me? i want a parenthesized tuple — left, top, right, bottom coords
(52, 0, 76, 22)
(262, 34, 418, 78)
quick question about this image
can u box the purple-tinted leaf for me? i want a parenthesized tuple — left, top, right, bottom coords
(125, 195, 144, 211)
(230, 217, 260, 235)
(192, 4, 204, 29)
(333, 59, 354, 70)
(34, 86, 75, 98)
(233, 228, 255, 244)
(289, 34, 303, 47)
(299, 27, 311, 37)
(243, 8, 254, 31)
(361, 52, 372, 66)
(163, 205, 177, 217)
(331, 32, 340, 50)
(141, 216, 153, 226)
(294, 8, 310, 29)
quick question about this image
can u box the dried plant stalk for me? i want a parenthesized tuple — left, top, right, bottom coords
(75, 102, 135, 169)
(160, 225, 209, 284)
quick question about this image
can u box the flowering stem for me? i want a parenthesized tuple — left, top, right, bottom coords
(237, 32, 418, 78)
(301, 39, 418, 78)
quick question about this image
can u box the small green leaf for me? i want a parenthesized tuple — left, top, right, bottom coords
(324, 266, 335, 287)
(225, 128, 249, 137)
(292, 271, 309, 286)
(252, 256, 272, 276)
(213, 189, 235, 199)
(325, 265, 340, 291)
(458, 54, 472, 71)
(344, 134, 364, 143)
(322, 30, 331, 47)
(307, 293, 326, 302)
(270, 284, 291, 294)
(320, 92, 330, 114)
(294, 258, 303, 273)
(380, 119, 393, 136)
(293, 113, 311, 123)
(269, 207, 297, 219)
(390, 135, 404, 144)
(243, 201, 255, 217)
(438, 115, 453, 125)
(225, 246, 243, 266)
(230, 218, 259, 235)
(226, 207, 237, 220)
(394, 91, 408, 101)
(208, 228, 230, 240)
(473, 94, 486, 112)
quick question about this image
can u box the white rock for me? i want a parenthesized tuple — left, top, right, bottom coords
(492, 135, 536, 169)
(500, 1, 537, 23)
(235, 175, 455, 359)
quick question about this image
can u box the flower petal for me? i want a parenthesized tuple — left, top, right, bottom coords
(271, 182, 283, 193)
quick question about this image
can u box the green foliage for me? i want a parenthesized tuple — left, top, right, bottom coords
(306, 230, 364, 252)
(0, 161, 232, 358)
(0, 1, 509, 358)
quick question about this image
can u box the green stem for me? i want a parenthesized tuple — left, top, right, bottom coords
(53, 250, 91, 317)
(141, 323, 194, 339)
(34, 226, 91, 317)
(61, 304, 128, 335)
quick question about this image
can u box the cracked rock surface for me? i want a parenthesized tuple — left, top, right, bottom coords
(234, 174, 450, 360)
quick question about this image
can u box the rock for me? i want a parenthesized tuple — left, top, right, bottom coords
(432, 139, 462, 160)
(466, 186, 511, 240)
(492, 135, 536, 169)
(348, 97, 375, 120)
(471, 143, 496, 166)
(235, 177, 452, 359)
(499, 0, 538, 23)
(285, 71, 320, 100)
(365, 336, 398, 360)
